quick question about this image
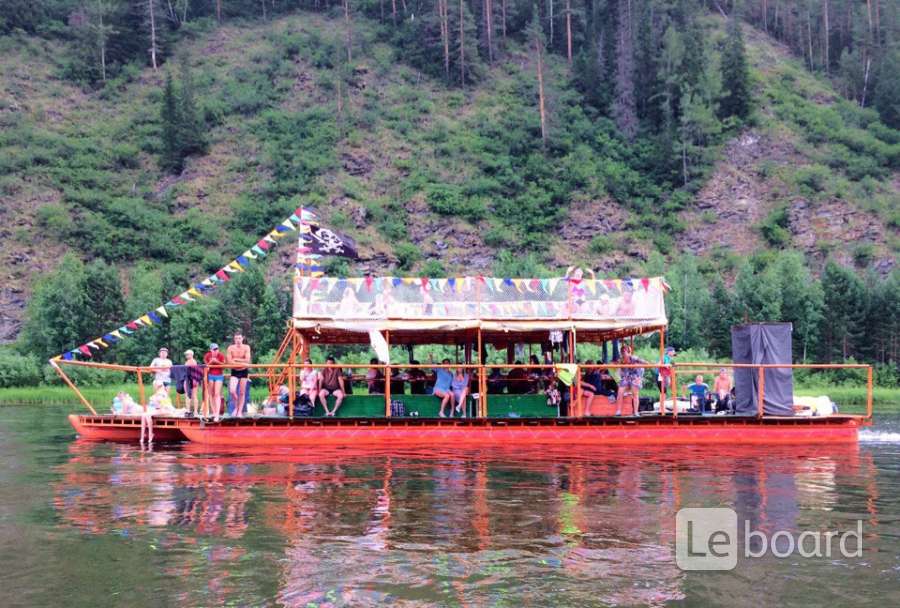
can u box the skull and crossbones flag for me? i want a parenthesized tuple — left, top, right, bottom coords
(302, 225, 359, 259)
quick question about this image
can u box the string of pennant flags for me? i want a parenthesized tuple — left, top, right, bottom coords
(55, 207, 320, 361)
(296, 275, 667, 296)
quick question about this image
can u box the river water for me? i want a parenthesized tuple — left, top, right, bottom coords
(1, 404, 899, 607)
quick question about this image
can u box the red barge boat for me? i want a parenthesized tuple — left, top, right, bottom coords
(56, 270, 874, 447)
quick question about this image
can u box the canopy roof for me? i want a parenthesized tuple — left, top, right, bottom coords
(293, 275, 668, 344)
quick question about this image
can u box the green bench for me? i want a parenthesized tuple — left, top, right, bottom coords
(311, 393, 554, 418)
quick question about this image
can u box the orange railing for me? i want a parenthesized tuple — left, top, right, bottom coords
(51, 358, 874, 421)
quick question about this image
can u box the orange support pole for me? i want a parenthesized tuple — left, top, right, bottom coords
(288, 331, 298, 419)
(477, 328, 485, 418)
(757, 366, 765, 418)
(137, 368, 146, 410)
(866, 366, 873, 420)
(659, 329, 666, 416)
(384, 330, 391, 417)
(50, 360, 97, 415)
(672, 369, 678, 419)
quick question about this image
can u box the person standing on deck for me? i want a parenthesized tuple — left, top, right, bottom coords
(615, 344, 646, 416)
(184, 350, 204, 416)
(150, 347, 173, 394)
(227, 332, 252, 417)
(204, 343, 226, 421)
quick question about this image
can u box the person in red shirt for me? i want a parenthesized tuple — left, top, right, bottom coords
(203, 343, 226, 421)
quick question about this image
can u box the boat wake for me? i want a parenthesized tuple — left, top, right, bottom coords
(858, 430, 900, 443)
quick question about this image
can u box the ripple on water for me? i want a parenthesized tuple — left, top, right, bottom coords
(2, 405, 900, 606)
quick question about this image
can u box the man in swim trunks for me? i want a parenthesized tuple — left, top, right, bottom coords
(204, 343, 226, 421)
(227, 332, 252, 418)
(150, 347, 173, 394)
(318, 355, 346, 416)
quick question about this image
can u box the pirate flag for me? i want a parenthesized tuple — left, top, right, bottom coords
(304, 225, 359, 259)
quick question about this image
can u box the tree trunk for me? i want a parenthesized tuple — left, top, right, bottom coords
(440, 0, 450, 80)
(823, 0, 829, 75)
(763, 0, 767, 33)
(535, 25, 548, 147)
(343, 0, 352, 63)
(484, 0, 493, 63)
(216, 0, 221, 22)
(261, 0, 267, 19)
(391, 0, 397, 24)
(501, 0, 507, 40)
(459, 0, 465, 86)
(148, 0, 159, 71)
(806, 6, 813, 70)
(860, 56, 871, 107)
(549, 0, 554, 47)
(565, 0, 572, 64)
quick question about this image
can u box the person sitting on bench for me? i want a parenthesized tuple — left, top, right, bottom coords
(685, 375, 711, 413)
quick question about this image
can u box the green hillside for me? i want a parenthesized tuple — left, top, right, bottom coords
(0, 2, 897, 382)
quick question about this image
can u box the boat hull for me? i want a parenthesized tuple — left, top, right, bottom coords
(178, 416, 861, 447)
(68, 414, 187, 442)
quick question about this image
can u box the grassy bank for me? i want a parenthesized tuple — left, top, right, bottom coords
(1, 383, 897, 413)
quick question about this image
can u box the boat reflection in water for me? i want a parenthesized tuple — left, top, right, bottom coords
(53, 441, 877, 607)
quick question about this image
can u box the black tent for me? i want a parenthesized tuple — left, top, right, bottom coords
(731, 323, 794, 416)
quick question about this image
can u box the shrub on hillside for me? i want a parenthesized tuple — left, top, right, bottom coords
(0, 351, 43, 388)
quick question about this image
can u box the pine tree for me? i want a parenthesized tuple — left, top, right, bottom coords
(177, 56, 206, 157)
(873, 49, 900, 128)
(160, 71, 182, 173)
(818, 261, 867, 362)
(720, 15, 751, 121)
(701, 277, 739, 358)
(773, 251, 823, 361)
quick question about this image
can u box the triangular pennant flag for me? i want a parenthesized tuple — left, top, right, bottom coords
(215, 270, 230, 282)
(179, 292, 195, 302)
(88, 341, 101, 350)
(289, 213, 301, 224)
(201, 278, 215, 287)
(257, 239, 272, 250)
(236, 255, 250, 267)
(226, 261, 243, 272)
(139, 314, 153, 326)
(111, 330, 124, 340)
(641, 277, 650, 291)
(269, 230, 285, 241)
(447, 277, 456, 291)
(251, 245, 267, 257)
(95, 339, 109, 348)
(79, 345, 92, 356)
(263, 234, 278, 244)
(187, 288, 202, 298)
(242, 249, 257, 261)
(540, 278, 550, 293)
(548, 278, 560, 293)
(63, 352, 73, 361)
(148, 311, 162, 324)
(126, 322, 138, 330)
(365, 275, 374, 292)
(120, 326, 133, 335)
(392, 277, 403, 287)
(309, 277, 320, 291)
(437, 278, 448, 291)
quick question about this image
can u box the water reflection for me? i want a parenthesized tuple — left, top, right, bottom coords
(52, 440, 890, 607)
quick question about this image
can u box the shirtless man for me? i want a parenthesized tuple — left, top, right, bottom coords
(227, 332, 252, 417)
(713, 368, 733, 413)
